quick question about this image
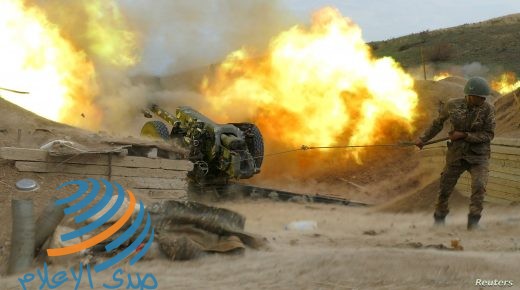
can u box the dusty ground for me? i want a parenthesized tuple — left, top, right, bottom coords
(1, 199, 520, 290)
(1, 80, 520, 289)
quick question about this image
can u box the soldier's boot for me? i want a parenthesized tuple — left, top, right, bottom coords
(433, 213, 445, 226)
(467, 214, 481, 231)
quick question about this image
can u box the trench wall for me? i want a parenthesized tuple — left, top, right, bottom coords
(417, 137, 520, 204)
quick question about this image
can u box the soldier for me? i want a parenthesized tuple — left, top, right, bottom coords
(415, 76, 495, 230)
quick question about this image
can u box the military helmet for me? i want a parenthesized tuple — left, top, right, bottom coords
(464, 76, 491, 97)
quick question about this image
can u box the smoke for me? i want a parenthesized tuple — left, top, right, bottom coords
(461, 62, 490, 77)
(408, 62, 491, 80)
(118, 0, 298, 76)
(27, 0, 299, 133)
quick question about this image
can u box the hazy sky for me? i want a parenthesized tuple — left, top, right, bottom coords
(285, 0, 520, 41)
(118, 0, 520, 74)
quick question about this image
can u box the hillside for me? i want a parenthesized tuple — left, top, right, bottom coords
(370, 13, 520, 75)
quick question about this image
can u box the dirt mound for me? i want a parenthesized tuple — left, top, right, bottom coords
(438, 76, 467, 86)
(0, 97, 177, 152)
(494, 88, 520, 137)
(412, 80, 464, 127)
(374, 178, 469, 213)
(0, 97, 97, 148)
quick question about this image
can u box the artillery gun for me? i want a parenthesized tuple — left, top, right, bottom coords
(141, 104, 264, 186)
(140, 105, 367, 207)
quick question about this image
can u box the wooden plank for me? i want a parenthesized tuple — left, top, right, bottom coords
(16, 161, 108, 175)
(157, 158, 192, 171)
(15, 161, 187, 179)
(460, 172, 520, 188)
(32, 174, 188, 191)
(138, 189, 187, 199)
(111, 166, 187, 179)
(128, 177, 188, 190)
(112, 156, 192, 171)
(488, 171, 520, 184)
(418, 142, 520, 153)
(492, 152, 520, 162)
(492, 137, 520, 147)
(1, 147, 193, 171)
(481, 195, 516, 205)
(491, 159, 520, 169)
(417, 148, 520, 162)
(489, 163, 520, 176)
(492, 145, 520, 155)
(459, 177, 520, 196)
(457, 185, 517, 204)
(1, 147, 49, 161)
(100, 136, 186, 153)
(456, 183, 520, 202)
(416, 146, 520, 159)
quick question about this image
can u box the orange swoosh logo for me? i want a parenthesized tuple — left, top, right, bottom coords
(47, 190, 136, 257)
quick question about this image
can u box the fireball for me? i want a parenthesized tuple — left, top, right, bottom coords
(433, 72, 451, 81)
(202, 7, 418, 164)
(0, 0, 137, 130)
(0, 0, 99, 128)
(491, 72, 520, 95)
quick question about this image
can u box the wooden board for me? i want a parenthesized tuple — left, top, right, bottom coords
(458, 171, 520, 188)
(459, 177, 519, 196)
(15, 161, 188, 179)
(455, 184, 520, 203)
(421, 138, 520, 204)
(493, 137, 520, 147)
(492, 145, 520, 156)
(489, 163, 520, 175)
(492, 152, 520, 162)
(32, 174, 188, 192)
(1, 147, 192, 171)
(491, 158, 520, 169)
(458, 171, 520, 202)
(99, 135, 188, 153)
(138, 189, 187, 199)
(127, 176, 188, 190)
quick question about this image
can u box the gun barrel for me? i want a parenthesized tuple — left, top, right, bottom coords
(176, 106, 217, 127)
(149, 105, 178, 126)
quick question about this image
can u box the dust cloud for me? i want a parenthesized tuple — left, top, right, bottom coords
(28, 0, 298, 133)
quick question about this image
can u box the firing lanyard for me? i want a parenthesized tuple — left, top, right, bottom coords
(260, 137, 450, 158)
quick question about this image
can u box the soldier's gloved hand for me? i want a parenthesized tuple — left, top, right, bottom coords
(414, 138, 424, 150)
(448, 131, 468, 141)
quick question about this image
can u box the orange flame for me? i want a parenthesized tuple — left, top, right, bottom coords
(0, 0, 137, 130)
(433, 72, 451, 81)
(491, 72, 520, 95)
(202, 7, 418, 164)
(0, 0, 100, 128)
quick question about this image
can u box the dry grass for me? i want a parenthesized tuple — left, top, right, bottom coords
(371, 13, 520, 75)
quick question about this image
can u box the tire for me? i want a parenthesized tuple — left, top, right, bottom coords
(228, 123, 264, 169)
(140, 121, 170, 140)
(246, 124, 264, 168)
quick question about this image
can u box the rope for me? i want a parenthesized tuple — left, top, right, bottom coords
(253, 137, 450, 160)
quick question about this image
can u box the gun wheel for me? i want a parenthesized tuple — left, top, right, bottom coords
(250, 124, 264, 168)
(140, 121, 170, 140)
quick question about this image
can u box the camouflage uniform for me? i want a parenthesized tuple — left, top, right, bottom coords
(420, 97, 495, 219)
